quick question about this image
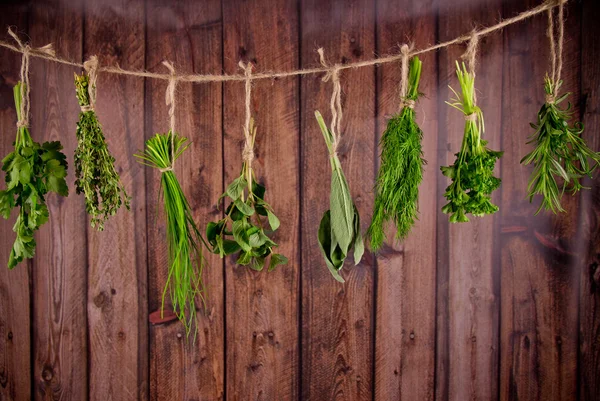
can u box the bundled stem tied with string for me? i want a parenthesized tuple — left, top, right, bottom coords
(521, 0, 600, 214)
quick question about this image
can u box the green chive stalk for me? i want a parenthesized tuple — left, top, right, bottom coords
(367, 56, 425, 251)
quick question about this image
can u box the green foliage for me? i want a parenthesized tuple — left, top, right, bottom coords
(315, 111, 364, 283)
(74, 72, 130, 230)
(521, 76, 600, 214)
(0, 82, 69, 269)
(206, 119, 287, 272)
(367, 56, 425, 251)
(134, 132, 206, 338)
(441, 62, 503, 223)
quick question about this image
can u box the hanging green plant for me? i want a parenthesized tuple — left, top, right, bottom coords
(441, 62, 503, 223)
(206, 119, 288, 271)
(315, 111, 364, 283)
(367, 55, 425, 251)
(0, 82, 69, 268)
(135, 132, 206, 337)
(74, 70, 130, 230)
(521, 76, 600, 214)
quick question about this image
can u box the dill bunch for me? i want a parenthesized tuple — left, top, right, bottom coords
(74, 72, 130, 230)
(441, 62, 503, 223)
(367, 56, 425, 251)
(521, 76, 600, 214)
(135, 132, 207, 338)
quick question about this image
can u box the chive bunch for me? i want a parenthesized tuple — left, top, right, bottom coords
(367, 56, 425, 251)
(135, 132, 206, 336)
(521, 76, 600, 214)
(441, 62, 503, 223)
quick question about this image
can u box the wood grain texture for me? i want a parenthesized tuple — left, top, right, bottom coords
(28, 1, 88, 400)
(300, 0, 375, 400)
(499, 0, 580, 400)
(83, 1, 148, 400)
(145, 0, 225, 400)
(374, 0, 438, 400)
(437, 1, 503, 400)
(222, 0, 300, 399)
(0, 6, 31, 401)
(579, 0, 600, 399)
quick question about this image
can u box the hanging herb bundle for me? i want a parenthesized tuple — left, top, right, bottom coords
(367, 55, 425, 251)
(0, 82, 69, 268)
(134, 132, 206, 336)
(74, 69, 130, 230)
(441, 62, 503, 223)
(315, 111, 364, 283)
(521, 82, 600, 214)
(206, 119, 288, 271)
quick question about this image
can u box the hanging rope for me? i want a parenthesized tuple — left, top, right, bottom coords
(81, 55, 99, 112)
(546, 0, 565, 103)
(461, 30, 480, 109)
(398, 43, 415, 111)
(162, 60, 177, 172)
(239, 61, 255, 166)
(318, 48, 343, 156)
(7, 27, 55, 128)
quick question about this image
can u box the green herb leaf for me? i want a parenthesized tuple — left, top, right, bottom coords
(269, 253, 288, 272)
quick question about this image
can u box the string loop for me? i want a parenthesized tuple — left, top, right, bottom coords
(398, 43, 414, 111)
(239, 61, 255, 166)
(462, 31, 480, 105)
(83, 55, 99, 112)
(8, 27, 54, 129)
(318, 48, 343, 156)
(162, 60, 177, 171)
(547, 0, 565, 101)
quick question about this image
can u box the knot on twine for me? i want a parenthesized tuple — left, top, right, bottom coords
(158, 166, 173, 173)
(545, 93, 555, 104)
(8, 27, 55, 129)
(242, 145, 255, 164)
(465, 113, 478, 122)
(401, 99, 416, 109)
(317, 48, 343, 154)
(83, 55, 99, 111)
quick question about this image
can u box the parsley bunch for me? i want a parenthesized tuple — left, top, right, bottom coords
(367, 56, 425, 250)
(521, 76, 600, 214)
(74, 72, 130, 230)
(206, 119, 287, 271)
(315, 111, 364, 283)
(135, 132, 206, 337)
(441, 62, 503, 223)
(0, 82, 69, 268)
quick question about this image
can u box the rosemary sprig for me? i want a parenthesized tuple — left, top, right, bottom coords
(74, 72, 130, 230)
(135, 132, 206, 338)
(521, 76, 600, 214)
(206, 119, 287, 272)
(441, 62, 503, 223)
(367, 56, 425, 251)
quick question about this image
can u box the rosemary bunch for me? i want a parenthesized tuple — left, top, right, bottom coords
(135, 132, 206, 337)
(206, 119, 287, 271)
(0, 82, 69, 268)
(367, 56, 425, 251)
(521, 76, 600, 214)
(315, 111, 364, 283)
(441, 62, 503, 223)
(74, 72, 130, 230)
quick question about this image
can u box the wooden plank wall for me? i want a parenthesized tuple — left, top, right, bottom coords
(0, 0, 597, 400)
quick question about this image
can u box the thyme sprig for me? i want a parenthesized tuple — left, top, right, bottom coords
(521, 76, 600, 214)
(367, 56, 425, 251)
(74, 72, 130, 230)
(441, 62, 503, 223)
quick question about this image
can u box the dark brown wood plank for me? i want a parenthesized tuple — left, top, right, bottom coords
(437, 1, 503, 400)
(83, 1, 148, 400)
(0, 7, 31, 401)
(145, 1, 224, 400)
(578, 0, 600, 399)
(499, 1, 580, 400)
(28, 2, 88, 400)
(374, 0, 438, 400)
(300, 1, 375, 400)
(221, 0, 300, 399)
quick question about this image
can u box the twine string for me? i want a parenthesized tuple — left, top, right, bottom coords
(8, 27, 55, 128)
(546, 0, 565, 103)
(462, 31, 480, 118)
(318, 48, 343, 156)
(398, 43, 415, 111)
(239, 61, 255, 166)
(81, 55, 99, 112)
(162, 60, 177, 172)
